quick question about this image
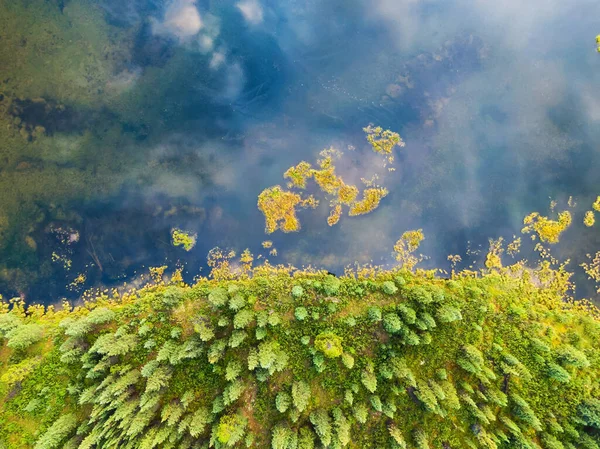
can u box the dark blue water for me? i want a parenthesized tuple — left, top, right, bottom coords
(2, 0, 600, 302)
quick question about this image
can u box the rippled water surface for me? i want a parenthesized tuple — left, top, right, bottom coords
(1, 0, 600, 302)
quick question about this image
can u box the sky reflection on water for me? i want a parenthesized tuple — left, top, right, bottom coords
(1, 0, 600, 302)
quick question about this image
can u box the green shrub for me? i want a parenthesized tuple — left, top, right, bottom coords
(396, 304, 417, 324)
(546, 363, 571, 383)
(194, 319, 215, 341)
(86, 307, 116, 325)
(208, 287, 228, 308)
(332, 408, 350, 446)
(368, 306, 382, 322)
(213, 414, 247, 446)
(233, 309, 254, 329)
(382, 281, 398, 295)
(541, 433, 566, 449)
(412, 428, 430, 449)
(6, 324, 44, 350)
(276, 391, 291, 413)
(457, 344, 485, 374)
(510, 393, 542, 431)
(557, 345, 590, 368)
(309, 409, 332, 447)
(34, 413, 78, 449)
(436, 305, 462, 323)
(272, 424, 295, 449)
(292, 380, 311, 412)
(298, 428, 315, 449)
(268, 313, 281, 327)
(407, 287, 433, 304)
(295, 307, 308, 321)
(341, 352, 354, 369)
(370, 395, 383, 412)
(0, 313, 21, 336)
(383, 313, 403, 333)
(229, 330, 247, 348)
(361, 369, 377, 393)
(229, 294, 246, 311)
(322, 276, 341, 295)
(353, 402, 368, 423)
(577, 398, 600, 430)
(225, 360, 242, 381)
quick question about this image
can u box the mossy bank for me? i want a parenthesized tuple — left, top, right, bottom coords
(0, 267, 599, 449)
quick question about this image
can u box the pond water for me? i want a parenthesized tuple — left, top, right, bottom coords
(1, 0, 600, 303)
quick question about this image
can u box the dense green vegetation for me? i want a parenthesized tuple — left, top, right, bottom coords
(0, 263, 599, 449)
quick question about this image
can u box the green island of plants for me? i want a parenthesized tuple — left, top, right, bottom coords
(0, 256, 599, 449)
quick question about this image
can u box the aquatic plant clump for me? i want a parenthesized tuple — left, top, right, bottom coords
(258, 126, 402, 232)
(522, 210, 572, 243)
(257, 186, 318, 233)
(171, 228, 198, 251)
(348, 188, 389, 216)
(363, 124, 405, 165)
(284, 161, 314, 189)
(0, 263, 599, 449)
(584, 210, 596, 227)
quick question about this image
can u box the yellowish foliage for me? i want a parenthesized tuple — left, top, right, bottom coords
(317, 147, 342, 167)
(521, 210, 571, 244)
(393, 229, 424, 270)
(348, 188, 388, 216)
(327, 205, 343, 226)
(447, 254, 462, 265)
(338, 184, 359, 205)
(240, 249, 254, 265)
(240, 249, 254, 276)
(68, 272, 87, 291)
(171, 228, 197, 251)
(52, 252, 72, 270)
(170, 267, 184, 284)
(581, 252, 600, 293)
(363, 125, 404, 155)
(507, 237, 521, 257)
(284, 161, 313, 189)
(257, 127, 402, 232)
(207, 248, 237, 280)
(261, 241, 273, 249)
(313, 164, 343, 194)
(258, 186, 305, 234)
(593, 196, 600, 212)
(485, 238, 504, 270)
(301, 195, 319, 209)
(1, 357, 42, 387)
(584, 211, 595, 227)
(149, 266, 168, 284)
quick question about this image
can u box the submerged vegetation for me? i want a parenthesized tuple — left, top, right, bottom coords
(0, 245, 599, 449)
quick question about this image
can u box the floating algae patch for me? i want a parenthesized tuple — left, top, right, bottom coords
(0, 0, 137, 295)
